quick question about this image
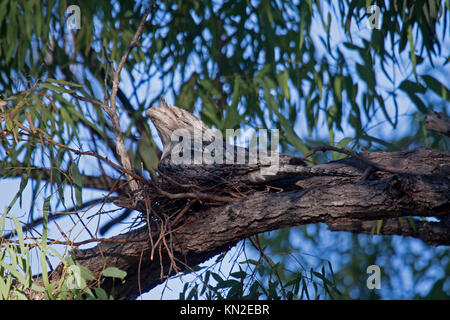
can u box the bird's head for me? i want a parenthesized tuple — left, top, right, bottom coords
(146, 99, 216, 159)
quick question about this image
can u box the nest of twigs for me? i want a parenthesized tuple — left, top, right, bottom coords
(112, 171, 256, 279)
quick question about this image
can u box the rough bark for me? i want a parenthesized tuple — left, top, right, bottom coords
(327, 218, 450, 246)
(63, 146, 450, 300)
(426, 112, 450, 137)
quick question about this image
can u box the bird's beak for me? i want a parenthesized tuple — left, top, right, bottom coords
(145, 106, 158, 120)
(145, 98, 169, 120)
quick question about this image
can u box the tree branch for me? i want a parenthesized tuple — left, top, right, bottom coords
(326, 217, 450, 246)
(104, 4, 155, 192)
(426, 112, 450, 137)
(66, 147, 450, 299)
(27, 147, 450, 299)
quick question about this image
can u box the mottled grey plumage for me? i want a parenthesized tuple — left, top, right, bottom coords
(146, 100, 355, 186)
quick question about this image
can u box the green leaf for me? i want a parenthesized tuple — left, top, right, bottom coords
(199, 79, 221, 98)
(71, 164, 83, 208)
(336, 137, 354, 149)
(186, 283, 198, 300)
(211, 272, 224, 285)
(0, 1, 9, 25)
(0, 275, 12, 300)
(79, 265, 95, 281)
(0, 211, 7, 236)
(422, 75, 450, 101)
(224, 76, 240, 129)
(38, 83, 74, 94)
(39, 196, 51, 298)
(407, 93, 428, 113)
(240, 259, 261, 266)
(46, 78, 84, 87)
(40, 253, 51, 298)
(356, 63, 375, 90)
(94, 287, 109, 300)
(399, 80, 426, 94)
(376, 219, 383, 234)
(136, 138, 159, 173)
(276, 69, 290, 99)
(102, 267, 127, 279)
(274, 109, 308, 154)
(375, 93, 395, 126)
(216, 279, 240, 289)
(407, 216, 417, 233)
(12, 216, 25, 254)
(3, 261, 27, 287)
(407, 25, 417, 78)
(42, 196, 50, 244)
(67, 265, 87, 290)
(230, 271, 246, 279)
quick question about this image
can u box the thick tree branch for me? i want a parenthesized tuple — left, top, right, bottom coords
(62, 147, 450, 300)
(26, 147, 450, 300)
(426, 112, 450, 137)
(104, 4, 155, 192)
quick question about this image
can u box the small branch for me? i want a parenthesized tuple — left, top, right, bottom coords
(0, 235, 149, 248)
(153, 186, 233, 203)
(425, 112, 450, 137)
(104, 4, 155, 192)
(1, 197, 113, 239)
(36, 133, 145, 185)
(158, 170, 201, 190)
(1, 162, 125, 192)
(69, 92, 106, 109)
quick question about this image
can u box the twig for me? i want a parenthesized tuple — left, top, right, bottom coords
(69, 92, 106, 109)
(144, 197, 155, 260)
(161, 226, 180, 276)
(154, 186, 233, 203)
(104, 4, 156, 191)
(158, 170, 201, 190)
(137, 245, 145, 299)
(149, 206, 163, 261)
(1, 197, 111, 240)
(9, 128, 143, 184)
(170, 199, 198, 227)
(0, 236, 149, 248)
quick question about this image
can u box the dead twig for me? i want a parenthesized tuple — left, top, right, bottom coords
(158, 170, 201, 190)
(104, 3, 156, 192)
(153, 186, 234, 203)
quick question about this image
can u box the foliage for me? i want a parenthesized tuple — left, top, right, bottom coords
(0, 210, 126, 300)
(0, 0, 449, 299)
(180, 239, 341, 300)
